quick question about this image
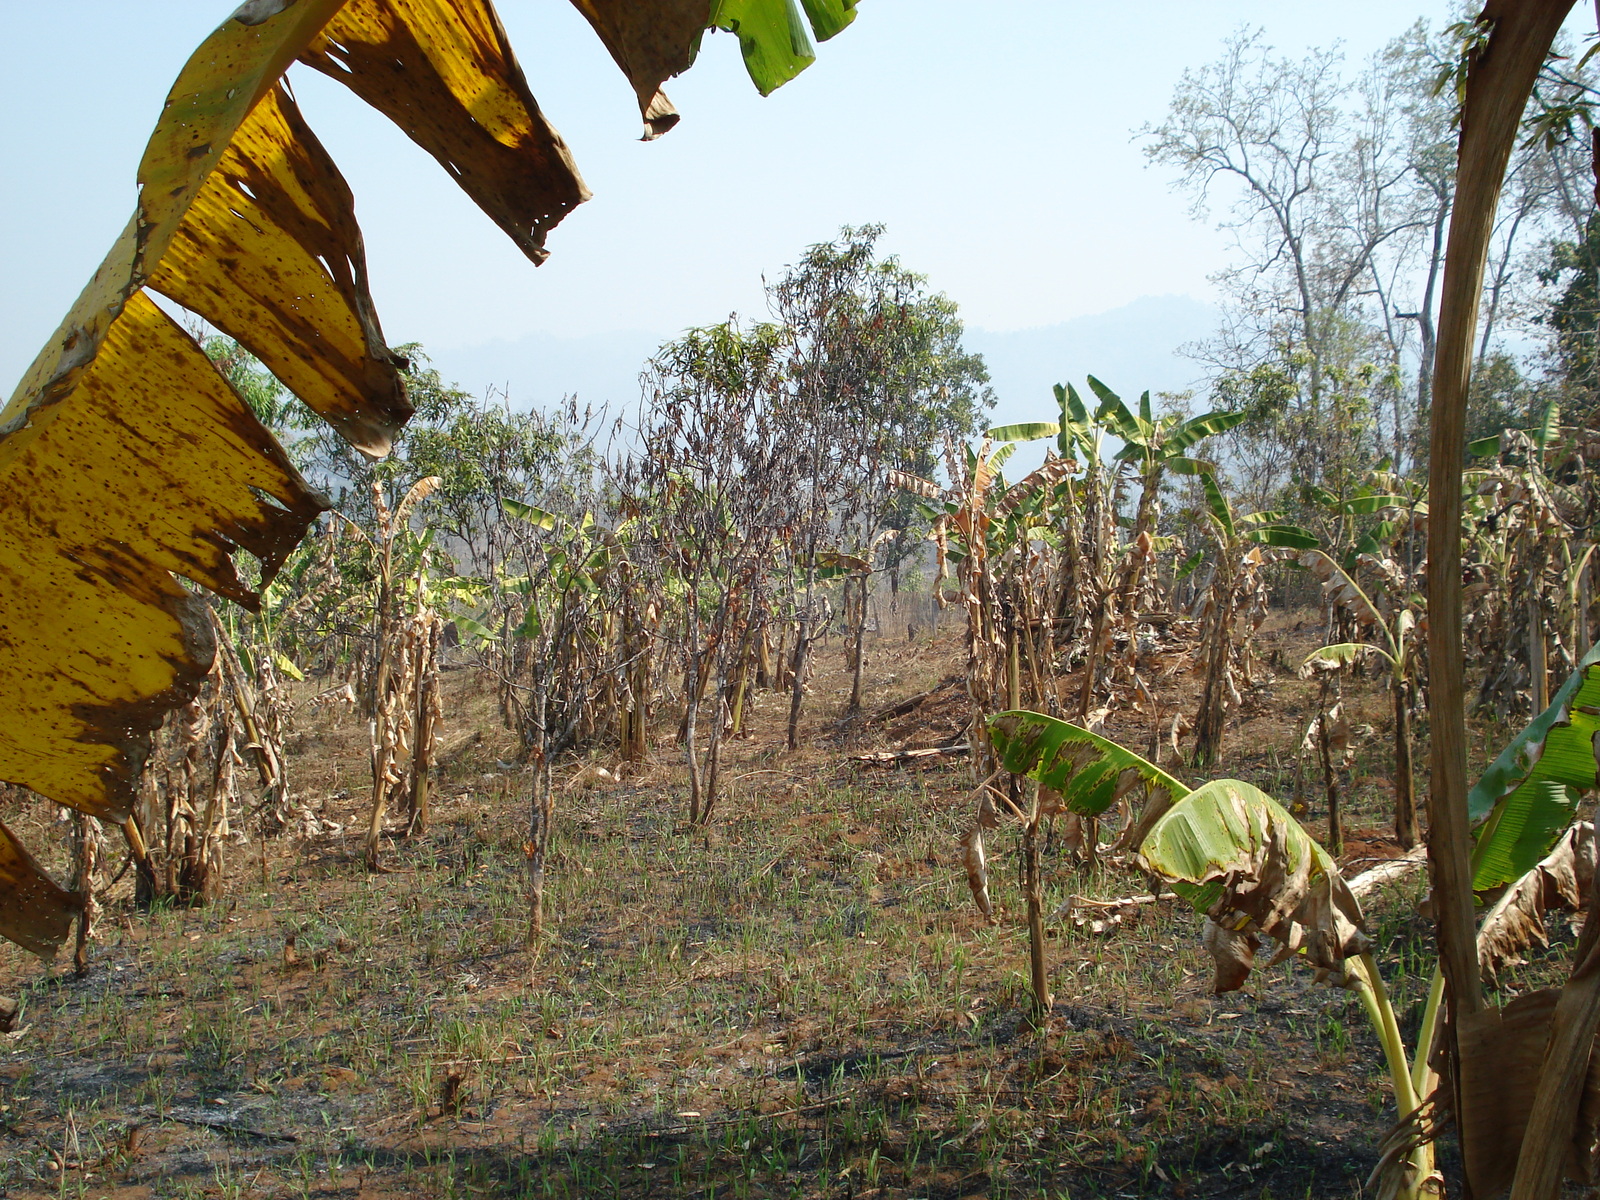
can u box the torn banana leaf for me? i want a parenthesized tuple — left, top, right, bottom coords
(989, 710, 1188, 826)
(0, 819, 80, 959)
(146, 82, 410, 456)
(0, 0, 599, 954)
(567, 0, 712, 137)
(1477, 821, 1597, 979)
(300, 0, 590, 262)
(1138, 779, 1370, 993)
(1469, 649, 1600, 891)
(0, 290, 324, 822)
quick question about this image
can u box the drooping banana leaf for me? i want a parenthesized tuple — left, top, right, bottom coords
(709, 0, 840, 95)
(1138, 779, 1369, 992)
(0, 0, 860, 957)
(886, 468, 945, 500)
(1160, 409, 1248, 456)
(1303, 643, 1395, 671)
(992, 458, 1076, 518)
(1476, 821, 1596, 980)
(1469, 648, 1600, 891)
(565, 0, 711, 137)
(988, 710, 1188, 831)
(1243, 523, 1320, 550)
(986, 421, 1062, 444)
(300, 0, 591, 265)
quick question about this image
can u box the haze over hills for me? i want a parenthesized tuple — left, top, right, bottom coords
(966, 294, 1218, 429)
(425, 294, 1220, 437)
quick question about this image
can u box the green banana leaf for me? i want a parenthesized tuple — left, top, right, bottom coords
(800, 0, 857, 41)
(1160, 409, 1248, 455)
(1140, 778, 1334, 908)
(454, 614, 497, 646)
(1138, 779, 1367, 988)
(1201, 473, 1235, 538)
(986, 421, 1060, 443)
(1535, 398, 1560, 450)
(1244, 523, 1319, 549)
(988, 710, 1187, 820)
(503, 498, 557, 530)
(1350, 518, 1399, 560)
(711, 0, 826, 96)
(1336, 494, 1413, 515)
(1469, 647, 1600, 890)
(1086, 375, 1146, 443)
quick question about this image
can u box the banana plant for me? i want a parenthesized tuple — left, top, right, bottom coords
(339, 477, 442, 869)
(891, 439, 1072, 766)
(986, 707, 1434, 1197)
(1191, 474, 1316, 765)
(990, 650, 1600, 1200)
(987, 381, 1116, 661)
(1300, 541, 1425, 849)
(1467, 399, 1592, 717)
(1087, 377, 1247, 610)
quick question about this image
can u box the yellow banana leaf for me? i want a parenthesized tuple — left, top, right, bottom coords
(0, 820, 81, 958)
(0, 0, 859, 957)
(300, 0, 591, 258)
(0, 0, 591, 955)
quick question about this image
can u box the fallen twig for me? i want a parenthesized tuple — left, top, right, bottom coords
(853, 745, 969, 766)
(1345, 844, 1427, 901)
(145, 1108, 298, 1143)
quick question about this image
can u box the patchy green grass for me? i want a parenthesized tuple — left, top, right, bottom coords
(0, 623, 1576, 1198)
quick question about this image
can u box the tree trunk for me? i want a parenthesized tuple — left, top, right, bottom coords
(787, 609, 812, 751)
(683, 652, 704, 825)
(848, 575, 868, 713)
(1193, 567, 1233, 767)
(527, 756, 552, 945)
(1024, 812, 1050, 1030)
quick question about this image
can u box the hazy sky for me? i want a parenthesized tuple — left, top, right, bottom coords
(0, 1, 1508, 397)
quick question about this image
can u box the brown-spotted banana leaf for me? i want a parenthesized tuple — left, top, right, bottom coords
(0, 0, 595, 956)
(299, 0, 590, 263)
(0, 820, 81, 959)
(1469, 647, 1600, 891)
(988, 710, 1188, 851)
(567, 0, 712, 137)
(1138, 779, 1370, 993)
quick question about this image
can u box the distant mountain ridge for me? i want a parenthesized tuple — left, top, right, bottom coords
(966, 294, 1218, 431)
(426, 294, 1219, 429)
